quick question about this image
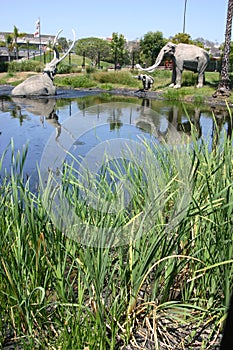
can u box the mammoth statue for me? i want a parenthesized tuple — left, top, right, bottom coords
(136, 42, 210, 89)
(11, 29, 75, 97)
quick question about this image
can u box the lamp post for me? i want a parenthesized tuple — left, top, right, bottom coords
(98, 51, 100, 69)
(27, 41, 29, 60)
(82, 51, 86, 70)
(114, 49, 117, 71)
(132, 50, 135, 69)
(183, 0, 188, 33)
(48, 39, 52, 61)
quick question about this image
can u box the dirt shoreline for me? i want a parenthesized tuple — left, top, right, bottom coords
(0, 82, 232, 110)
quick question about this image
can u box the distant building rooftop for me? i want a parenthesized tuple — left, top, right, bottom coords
(0, 31, 55, 45)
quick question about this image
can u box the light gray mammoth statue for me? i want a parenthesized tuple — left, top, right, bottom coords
(11, 29, 75, 97)
(136, 42, 210, 89)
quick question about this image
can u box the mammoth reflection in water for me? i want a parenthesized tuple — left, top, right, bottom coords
(211, 105, 233, 150)
(11, 97, 61, 140)
(135, 98, 202, 145)
(9, 97, 233, 150)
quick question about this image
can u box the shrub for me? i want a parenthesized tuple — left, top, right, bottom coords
(162, 88, 186, 101)
(55, 74, 96, 88)
(182, 71, 197, 86)
(86, 66, 96, 74)
(0, 61, 8, 73)
(57, 63, 72, 74)
(93, 71, 136, 87)
(8, 60, 42, 73)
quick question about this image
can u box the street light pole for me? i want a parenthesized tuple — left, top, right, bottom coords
(39, 17, 42, 62)
(183, 0, 188, 33)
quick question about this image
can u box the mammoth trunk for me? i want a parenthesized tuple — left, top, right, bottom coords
(140, 48, 164, 72)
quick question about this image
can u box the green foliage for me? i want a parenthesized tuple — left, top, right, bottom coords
(0, 61, 8, 73)
(86, 66, 96, 74)
(139, 31, 167, 66)
(12, 25, 26, 60)
(171, 32, 193, 44)
(8, 60, 43, 72)
(58, 36, 69, 51)
(75, 37, 112, 65)
(181, 71, 197, 86)
(92, 71, 137, 86)
(170, 33, 204, 48)
(55, 70, 139, 89)
(111, 32, 127, 66)
(55, 74, 96, 88)
(56, 63, 73, 74)
(162, 87, 186, 101)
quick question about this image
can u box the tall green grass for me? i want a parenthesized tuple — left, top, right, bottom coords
(0, 117, 232, 348)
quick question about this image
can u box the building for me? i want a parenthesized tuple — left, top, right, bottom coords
(0, 31, 55, 61)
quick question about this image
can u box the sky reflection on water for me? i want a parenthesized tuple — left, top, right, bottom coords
(0, 93, 232, 189)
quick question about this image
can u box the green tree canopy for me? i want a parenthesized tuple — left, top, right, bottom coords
(110, 32, 127, 66)
(57, 37, 69, 51)
(171, 32, 192, 44)
(75, 37, 111, 65)
(139, 31, 167, 66)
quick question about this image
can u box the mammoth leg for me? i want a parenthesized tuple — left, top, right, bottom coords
(169, 66, 176, 88)
(173, 67, 182, 89)
(197, 60, 208, 88)
(197, 71, 205, 88)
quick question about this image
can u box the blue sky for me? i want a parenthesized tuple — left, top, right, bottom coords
(1, 0, 229, 44)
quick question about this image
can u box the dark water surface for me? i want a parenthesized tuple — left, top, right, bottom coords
(0, 89, 232, 189)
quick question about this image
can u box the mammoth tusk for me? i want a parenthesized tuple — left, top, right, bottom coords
(57, 29, 76, 64)
(53, 29, 63, 45)
(43, 29, 76, 79)
(52, 29, 63, 60)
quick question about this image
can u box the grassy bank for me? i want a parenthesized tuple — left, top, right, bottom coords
(0, 119, 232, 348)
(1, 67, 232, 105)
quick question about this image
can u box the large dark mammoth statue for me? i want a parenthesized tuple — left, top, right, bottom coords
(11, 29, 75, 97)
(136, 42, 210, 89)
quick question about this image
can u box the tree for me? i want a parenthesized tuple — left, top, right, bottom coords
(111, 32, 126, 69)
(126, 40, 141, 68)
(139, 31, 166, 66)
(12, 26, 25, 60)
(58, 37, 69, 52)
(213, 0, 233, 97)
(75, 37, 111, 66)
(171, 32, 192, 44)
(5, 33, 13, 62)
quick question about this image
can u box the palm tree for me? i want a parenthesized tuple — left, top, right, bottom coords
(213, 0, 233, 97)
(5, 34, 13, 62)
(12, 25, 25, 60)
(13, 25, 20, 59)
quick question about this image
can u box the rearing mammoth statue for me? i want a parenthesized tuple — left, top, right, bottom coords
(136, 42, 210, 89)
(11, 29, 75, 97)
